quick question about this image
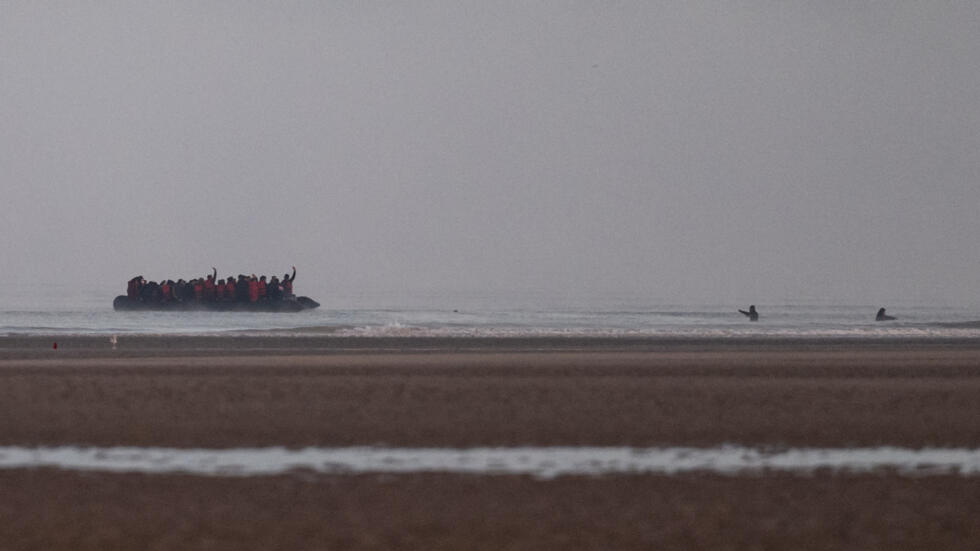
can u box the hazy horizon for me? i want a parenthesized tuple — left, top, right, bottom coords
(3, 2, 979, 309)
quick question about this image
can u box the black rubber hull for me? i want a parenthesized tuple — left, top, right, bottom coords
(113, 295, 320, 312)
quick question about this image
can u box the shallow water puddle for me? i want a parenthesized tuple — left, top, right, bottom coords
(1, 446, 979, 478)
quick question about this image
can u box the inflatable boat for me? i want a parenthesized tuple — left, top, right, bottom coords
(113, 295, 320, 312)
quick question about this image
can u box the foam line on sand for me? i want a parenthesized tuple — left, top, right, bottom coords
(3, 446, 980, 478)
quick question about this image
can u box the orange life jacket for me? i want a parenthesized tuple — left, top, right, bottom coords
(203, 278, 216, 301)
(248, 280, 259, 302)
(257, 281, 267, 298)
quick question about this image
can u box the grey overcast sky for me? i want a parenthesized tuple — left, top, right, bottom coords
(2, 2, 979, 306)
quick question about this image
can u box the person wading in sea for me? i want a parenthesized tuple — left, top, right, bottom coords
(739, 305, 759, 321)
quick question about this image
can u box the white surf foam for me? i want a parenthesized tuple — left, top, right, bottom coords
(1, 446, 979, 478)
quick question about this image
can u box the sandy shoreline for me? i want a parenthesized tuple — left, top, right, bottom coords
(1, 471, 978, 550)
(2, 336, 980, 448)
(3, 335, 980, 549)
(5, 333, 980, 358)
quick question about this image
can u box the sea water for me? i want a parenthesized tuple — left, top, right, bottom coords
(2, 286, 980, 338)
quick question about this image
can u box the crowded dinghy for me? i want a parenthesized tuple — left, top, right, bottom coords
(113, 267, 320, 312)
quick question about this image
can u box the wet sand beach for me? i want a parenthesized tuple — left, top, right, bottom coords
(2, 336, 980, 549)
(3, 471, 980, 550)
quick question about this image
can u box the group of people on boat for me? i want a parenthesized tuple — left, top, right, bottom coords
(126, 267, 298, 305)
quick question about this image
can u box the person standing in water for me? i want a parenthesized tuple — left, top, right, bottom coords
(876, 307, 896, 321)
(738, 305, 759, 321)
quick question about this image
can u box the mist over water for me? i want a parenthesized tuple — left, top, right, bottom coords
(2, 283, 980, 338)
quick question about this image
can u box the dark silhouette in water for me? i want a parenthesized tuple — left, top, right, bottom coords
(876, 307, 896, 321)
(738, 305, 759, 321)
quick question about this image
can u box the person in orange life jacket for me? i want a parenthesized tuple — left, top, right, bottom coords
(248, 275, 260, 302)
(202, 267, 217, 301)
(257, 276, 268, 300)
(282, 266, 296, 296)
(193, 279, 204, 301)
(215, 279, 226, 301)
(160, 280, 173, 302)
